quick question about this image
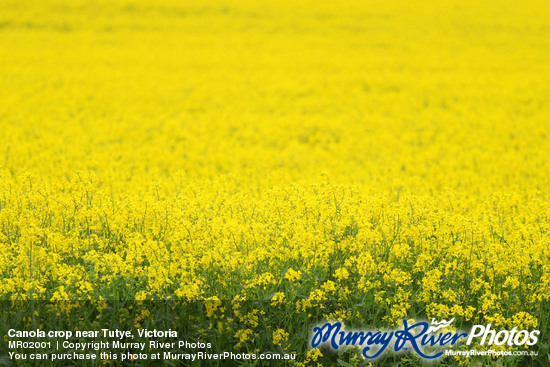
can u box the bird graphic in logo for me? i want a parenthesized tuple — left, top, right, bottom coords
(426, 318, 455, 333)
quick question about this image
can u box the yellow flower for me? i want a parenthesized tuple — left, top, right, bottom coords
(334, 267, 349, 280)
(270, 292, 286, 306)
(284, 269, 302, 282)
(272, 329, 289, 346)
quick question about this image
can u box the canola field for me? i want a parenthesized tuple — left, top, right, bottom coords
(0, 0, 549, 365)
